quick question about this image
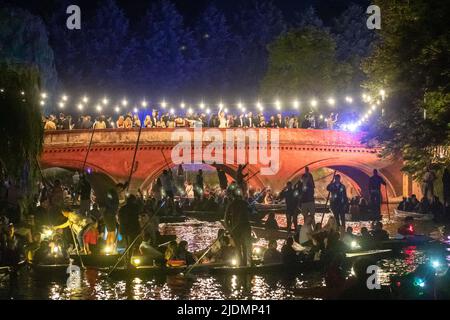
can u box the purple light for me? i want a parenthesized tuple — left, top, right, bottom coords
(86, 168, 92, 175)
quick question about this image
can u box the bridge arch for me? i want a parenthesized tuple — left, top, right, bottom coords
(40, 159, 119, 206)
(285, 158, 398, 201)
(139, 156, 265, 193)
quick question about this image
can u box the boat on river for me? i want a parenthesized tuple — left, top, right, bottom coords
(107, 248, 394, 278)
(393, 209, 434, 221)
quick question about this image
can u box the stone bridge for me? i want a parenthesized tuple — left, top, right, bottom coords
(40, 128, 420, 202)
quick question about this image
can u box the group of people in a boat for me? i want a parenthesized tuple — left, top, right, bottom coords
(397, 194, 446, 219)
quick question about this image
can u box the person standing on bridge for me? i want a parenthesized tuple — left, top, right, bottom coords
(299, 167, 316, 219)
(327, 175, 348, 228)
(368, 169, 386, 218)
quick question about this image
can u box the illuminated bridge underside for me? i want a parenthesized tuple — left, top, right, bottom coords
(40, 129, 420, 202)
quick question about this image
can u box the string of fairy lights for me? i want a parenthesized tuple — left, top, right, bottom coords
(1, 87, 387, 131)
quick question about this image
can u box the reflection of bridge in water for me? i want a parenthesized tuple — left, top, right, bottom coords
(40, 128, 421, 203)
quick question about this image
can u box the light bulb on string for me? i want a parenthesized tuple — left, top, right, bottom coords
(293, 100, 300, 109)
(310, 99, 318, 108)
(161, 101, 167, 109)
(62, 95, 68, 102)
(180, 102, 186, 109)
(82, 96, 89, 104)
(327, 98, 335, 106)
(122, 99, 129, 107)
(102, 97, 109, 105)
(345, 96, 353, 103)
(275, 100, 282, 111)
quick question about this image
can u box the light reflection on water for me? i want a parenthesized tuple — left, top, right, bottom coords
(0, 217, 447, 300)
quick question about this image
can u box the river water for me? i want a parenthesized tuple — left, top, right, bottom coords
(0, 213, 448, 300)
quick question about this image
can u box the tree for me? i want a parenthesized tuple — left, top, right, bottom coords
(85, 0, 131, 94)
(260, 27, 353, 103)
(0, 63, 43, 209)
(293, 6, 325, 30)
(332, 4, 377, 87)
(232, 0, 286, 98)
(193, 4, 239, 99)
(131, 0, 198, 98)
(0, 6, 58, 97)
(362, 0, 450, 179)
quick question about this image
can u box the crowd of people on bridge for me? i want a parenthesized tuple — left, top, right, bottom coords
(42, 110, 343, 131)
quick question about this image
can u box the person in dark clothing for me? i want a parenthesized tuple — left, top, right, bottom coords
(279, 181, 298, 232)
(368, 169, 386, 217)
(118, 195, 141, 251)
(194, 170, 204, 201)
(174, 240, 196, 265)
(78, 175, 91, 216)
(0, 223, 23, 266)
(281, 237, 297, 265)
(397, 197, 408, 211)
(263, 239, 281, 264)
(217, 168, 228, 191)
(224, 192, 252, 267)
(326, 175, 348, 228)
(371, 221, 389, 242)
(264, 212, 279, 230)
(297, 166, 315, 219)
(236, 164, 248, 195)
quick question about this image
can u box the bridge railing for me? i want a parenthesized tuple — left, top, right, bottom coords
(43, 128, 371, 149)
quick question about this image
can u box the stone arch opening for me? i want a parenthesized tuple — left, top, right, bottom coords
(286, 159, 398, 203)
(40, 161, 118, 207)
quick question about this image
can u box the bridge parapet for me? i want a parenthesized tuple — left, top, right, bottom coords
(43, 128, 374, 149)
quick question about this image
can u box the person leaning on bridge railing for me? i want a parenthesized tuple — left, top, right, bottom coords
(42, 111, 352, 131)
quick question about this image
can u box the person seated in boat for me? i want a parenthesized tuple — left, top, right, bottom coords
(174, 240, 196, 265)
(138, 211, 160, 246)
(52, 208, 95, 254)
(83, 220, 99, 255)
(263, 239, 281, 264)
(419, 196, 431, 214)
(212, 236, 237, 264)
(322, 216, 338, 235)
(397, 217, 415, 236)
(298, 215, 314, 247)
(31, 240, 51, 265)
(370, 221, 389, 242)
(281, 237, 297, 265)
(397, 197, 408, 211)
(342, 226, 356, 247)
(0, 223, 25, 266)
(359, 227, 372, 249)
(164, 241, 182, 267)
(26, 233, 42, 263)
(322, 231, 346, 265)
(264, 212, 279, 230)
(139, 232, 164, 265)
(410, 194, 420, 211)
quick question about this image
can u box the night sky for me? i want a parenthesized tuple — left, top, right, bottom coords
(3, 0, 371, 26)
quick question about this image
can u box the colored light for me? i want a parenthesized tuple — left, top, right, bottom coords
(310, 99, 318, 107)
